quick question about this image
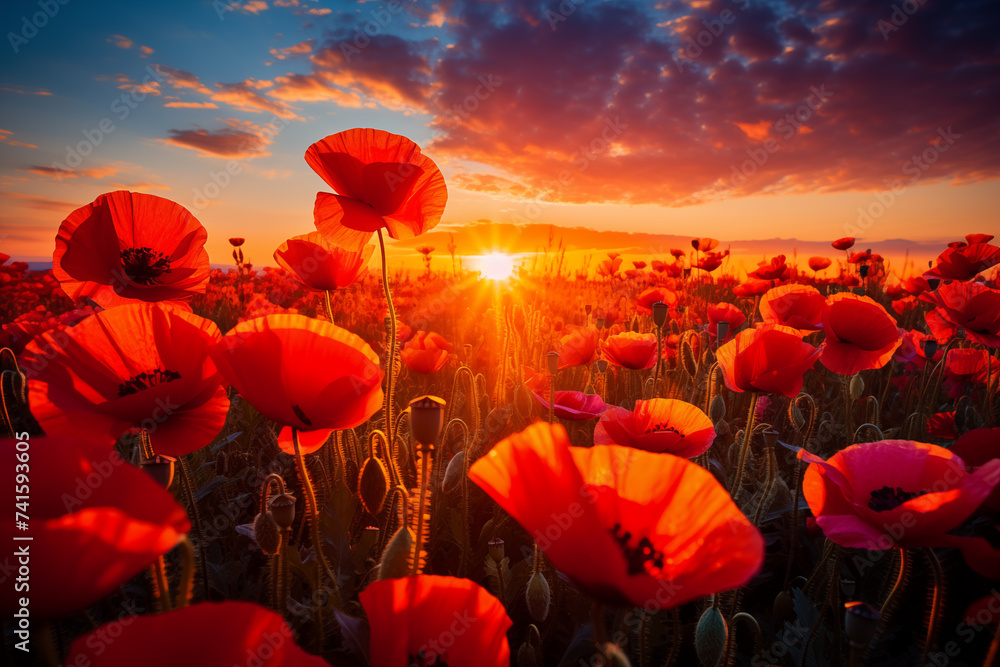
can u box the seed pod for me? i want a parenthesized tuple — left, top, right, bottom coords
(516, 642, 537, 667)
(681, 340, 698, 378)
(442, 450, 466, 494)
(849, 374, 864, 400)
(358, 457, 390, 515)
(253, 511, 281, 555)
(695, 606, 728, 667)
(525, 571, 550, 622)
(790, 402, 806, 431)
(488, 538, 505, 562)
(268, 492, 296, 529)
(709, 395, 726, 424)
(378, 526, 414, 580)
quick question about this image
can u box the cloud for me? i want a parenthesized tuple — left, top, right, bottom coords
(210, 79, 301, 119)
(239, 1, 268, 14)
(3, 192, 78, 212)
(115, 73, 161, 96)
(160, 118, 278, 158)
(269, 39, 314, 60)
(0, 86, 51, 96)
(108, 181, 171, 191)
(0, 129, 38, 149)
(163, 101, 220, 109)
(140, 45, 154, 57)
(306, 7, 331, 15)
(23, 165, 118, 179)
(268, 73, 363, 106)
(108, 34, 133, 49)
(155, 65, 214, 96)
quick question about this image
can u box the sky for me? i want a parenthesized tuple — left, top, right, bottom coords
(1, 0, 998, 271)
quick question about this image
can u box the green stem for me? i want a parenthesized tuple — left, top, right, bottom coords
(377, 229, 397, 449)
(922, 548, 944, 666)
(879, 547, 908, 619)
(324, 289, 334, 324)
(292, 429, 340, 610)
(730, 392, 759, 499)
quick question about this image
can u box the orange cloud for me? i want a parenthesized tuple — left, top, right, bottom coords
(108, 34, 133, 49)
(160, 118, 279, 159)
(269, 40, 313, 60)
(23, 166, 119, 179)
(164, 101, 219, 109)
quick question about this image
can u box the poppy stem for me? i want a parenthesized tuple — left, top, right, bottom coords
(730, 392, 759, 499)
(291, 428, 341, 614)
(377, 229, 398, 449)
(591, 600, 609, 646)
(174, 535, 195, 609)
(879, 546, 908, 619)
(985, 622, 1000, 667)
(324, 289, 334, 324)
(921, 548, 944, 666)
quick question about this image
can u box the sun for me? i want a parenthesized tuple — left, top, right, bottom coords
(479, 253, 515, 281)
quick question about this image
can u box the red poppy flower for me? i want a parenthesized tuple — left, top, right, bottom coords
(950, 428, 1000, 513)
(891, 295, 919, 316)
(0, 436, 190, 618)
(228, 237, 246, 247)
(361, 575, 512, 667)
(210, 314, 383, 443)
(23, 303, 228, 456)
(927, 411, 958, 439)
(759, 284, 826, 334)
(533, 390, 607, 420)
(733, 278, 776, 298)
(798, 440, 1000, 578)
(707, 302, 746, 343)
(964, 594, 1000, 627)
(944, 348, 996, 399)
(715, 324, 822, 398)
(670, 248, 685, 259)
(602, 331, 659, 369)
(636, 286, 677, 315)
(692, 238, 719, 252)
(696, 250, 729, 272)
(808, 256, 832, 272)
(66, 602, 326, 666)
(901, 276, 933, 296)
(819, 293, 902, 375)
(848, 250, 871, 264)
(920, 281, 1000, 346)
(597, 255, 623, 278)
(53, 191, 210, 307)
(401, 330, 452, 374)
(924, 241, 1000, 281)
(893, 329, 941, 369)
(273, 232, 373, 291)
(556, 324, 599, 369)
(750, 255, 790, 281)
(306, 128, 447, 251)
(966, 233, 995, 245)
(832, 237, 855, 251)
(594, 399, 715, 457)
(469, 422, 764, 608)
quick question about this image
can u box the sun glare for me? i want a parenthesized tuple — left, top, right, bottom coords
(479, 253, 515, 281)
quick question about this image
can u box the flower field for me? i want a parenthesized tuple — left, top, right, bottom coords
(1, 128, 999, 667)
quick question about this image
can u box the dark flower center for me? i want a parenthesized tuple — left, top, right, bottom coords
(118, 369, 182, 397)
(408, 650, 448, 666)
(120, 247, 172, 285)
(610, 523, 665, 576)
(867, 485, 929, 512)
(643, 423, 685, 438)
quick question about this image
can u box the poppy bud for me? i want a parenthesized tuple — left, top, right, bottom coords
(849, 374, 864, 400)
(597, 359, 609, 373)
(596, 317, 606, 330)
(252, 511, 281, 555)
(773, 590, 793, 621)
(488, 538, 505, 562)
(652, 301, 668, 328)
(237, 248, 244, 263)
(546, 350, 560, 375)
(516, 642, 538, 667)
(852, 286, 865, 296)
(763, 429, 779, 449)
(410, 395, 446, 444)
(927, 277, 940, 291)
(859, 264, 869, 278)
(716, 321, 729, 341)
(359, 457, 390, 514)
(378, 526, 414, 580)
(585, 304, 593, 316)
(844, 601, 880, 647)
(922, 339, 938, 358)
(790, 403, 806, 431)
(141, 454, 176, 488)
(710, 395, 726, 424)
(601, 643, 632, 667)
(526, 571, 550, 622)
(840, 577, 857, 599)
(232, 249, 239, 262)
(956, 327, 966, 340)
(695, 606, 728, 667)
(268, 493, 296, 529)
(442, 450, 465, 494)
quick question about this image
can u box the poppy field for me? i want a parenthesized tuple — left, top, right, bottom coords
(2, 128, 1000, 667)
